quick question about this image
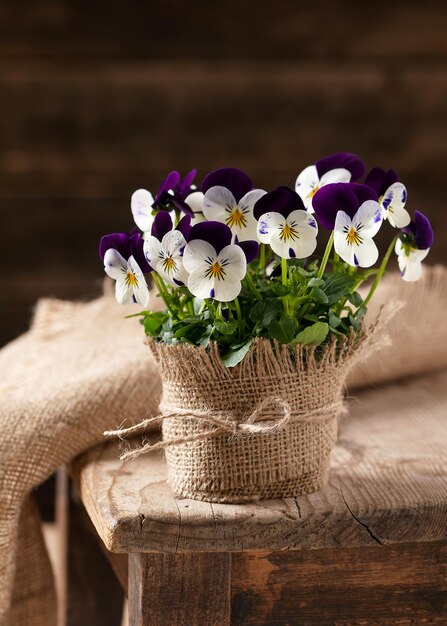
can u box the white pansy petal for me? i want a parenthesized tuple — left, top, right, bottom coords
(399, 256, 423, 282)
(202, 186, 237, 222)
(213, 277, 242, 302)
(184, 191, 205, 214)
(334, 231, 356, 266)
(295, 165, 319, 209)
(334, 210, 353, 235)
(269, 232, 294, 259)
(232, 189, 268, 241)
(352, 200, 383, 237)
(353, 237, 379, 268)
(161, 230, 187, 256)
(290, 229, 318, 259)
(143, 235, 163, 268)
(187, 268, 215, 300)
(104, 248, 127, 280)
(217, 244, 247, 281)
(157, 259, 189, 288)
(257, 212, 283, 244)
(287, 210, 319, 234)
(382, 183, 410, 228)
(319, 168, 351, 185)
(388, 206, 411, 229)
(131, 189, 155, 232)
(128, 256, 150, 306)
(183, 240, 217, 273)
(115, 279, 133, 305)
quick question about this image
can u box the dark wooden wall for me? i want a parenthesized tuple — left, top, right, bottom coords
(2, 0, 447, 346)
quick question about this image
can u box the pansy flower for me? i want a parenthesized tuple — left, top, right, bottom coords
(365, 167, 410, 228)
(313, 183, 382, 267)
(295, 152, 365, 211)
(99, 230, 151, 273)
(201, 167, 266, 242)
(143, 212, 191, 287)
(103, 251, 150, 306)
(395, 211, 434, 282)
(183, 222, 258, 302)
(253, 186, 318, 259)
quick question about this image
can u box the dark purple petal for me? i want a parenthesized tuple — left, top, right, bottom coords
(151, 211, 173, 241)
(129, 233, 152, 272)
(312, 183, 377, 230)
(237, 240, 259, 263)
(99, 233, 130, 261)
(153, 171, 181, 206)
(403, 211, 434, 249)
(365, 167, 400, 196)
(178, 169, 197, 192)
(315, 152, 365, 181)
(170, 196, 194, 214)
(188, 221, 232, 254)
(201, 167, 253, 202)
(176, 215, 191, 239)
(253, 186, 305, 220)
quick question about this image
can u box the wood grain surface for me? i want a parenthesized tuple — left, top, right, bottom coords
(71, 368, 447, 554)
(2, 1, 447, 347)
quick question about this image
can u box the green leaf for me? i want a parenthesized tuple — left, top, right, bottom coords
(221, 339, 254, 367)
(315, 288, 329, 304)
(328, 310, 342, 328)
(348, 313, 360, 331)
(308, 277, 324, 288)
(293, 321, 329, 346)
(348, 291, 363, 307)
(143, 313, 165, 336)
(250, 300, 282, 327)
(268, 317, 297, 344)
(214, 320, 238, 335)
(323, 274, 357, 306)
(356, 305, 367, 320)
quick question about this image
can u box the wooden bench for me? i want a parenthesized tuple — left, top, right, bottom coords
(71, 369, 447, 625)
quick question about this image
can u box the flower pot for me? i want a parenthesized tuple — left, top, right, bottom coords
(148, 333, 367, 503)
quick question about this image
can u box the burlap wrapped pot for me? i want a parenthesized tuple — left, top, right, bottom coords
(145, 330, 370, 503)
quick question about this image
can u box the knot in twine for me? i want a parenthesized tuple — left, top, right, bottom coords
(105, 396, 345, 462)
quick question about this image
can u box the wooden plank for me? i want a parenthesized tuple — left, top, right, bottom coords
(71, 368, 447, 554)
(1, 1, 447, 61)
(231, 542, 447, 625)
(128, 552, 231, 626)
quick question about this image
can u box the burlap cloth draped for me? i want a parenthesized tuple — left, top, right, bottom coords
(0, 266, 446, 622)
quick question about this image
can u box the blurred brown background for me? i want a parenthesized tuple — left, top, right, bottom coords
(1, 0, 446, 346)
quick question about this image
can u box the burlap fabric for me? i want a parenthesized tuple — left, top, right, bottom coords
(146, 331, 370, 503)
(0, 290, 162, 626)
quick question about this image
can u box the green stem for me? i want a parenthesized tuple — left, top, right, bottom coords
(317, 231, 334, 279)
(281, 257, 289, 315)
(244, 271, 261, 300)
(152, 273, 176, 318)
(363, 235, 398, 307)
(234, 296, 243, 340)
(259, 243, 268, 272)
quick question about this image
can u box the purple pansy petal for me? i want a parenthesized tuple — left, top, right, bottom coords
(202, 167, 253, 203)
(188, 221, 232, 254)
(253, 186, 304, 220)
(99, 233, 130, 261)
(153, 171, 181, 206)
(237, 240, 259, 263)
(176, 214, 192, 240)
(312, 183, 360, 230)
(315, 152, 365, 181)
(365, 167, 400, 196)
(352, 182, 378, 206)
(129, 233, 152, 272)
(403, 211, 434, 250)
(179, 169, 197, 192)
(151, 211, 173, 241)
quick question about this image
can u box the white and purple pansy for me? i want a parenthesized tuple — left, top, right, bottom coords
(254, 186, 318, 259)
(295, 152, 365, 212)
(183, 222, 258, 302)
(143, 212, 191, 287)
(313, 183, 382, 268)
(131, 188, 156, 233)
(365, 167, 410, 228)
(395, 211, 434, 282)
(201, 167, 266, 242)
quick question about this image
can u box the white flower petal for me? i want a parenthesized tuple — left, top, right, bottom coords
(334, 231, 356, 266)
(143, 235, 163, 268)
(398, 255, 423, 282)
(353, 200, 383, 238)
(382, 183, 410, 228)
(354, 237, 379, 267)
(217, 244, 247, 281)
(287, 209, 319, 233)
(295, 165, 319, 210)
(115, 279, 134, 305)
(184, 191, 205, 214)
(157, 259, 189, 287)
(128, 256, 150, 306)
(131, 189, 155, 232)
(334, 211, 379, 267)
(183, 240, 217, 274)
(202, 186, 237, 222)
(213, 277, 242, 302)
(161, 230, 187, 256)
(187, 268, 215, 300)
(104, 249, 127, 280)
(232, 189, 267, 241)
(257, 212, 283, 244)
(319, 167, 351, 185)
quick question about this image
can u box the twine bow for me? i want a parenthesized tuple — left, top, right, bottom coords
(105, 396, 344, 462)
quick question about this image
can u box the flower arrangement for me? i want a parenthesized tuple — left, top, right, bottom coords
(100, 153, 434, 367)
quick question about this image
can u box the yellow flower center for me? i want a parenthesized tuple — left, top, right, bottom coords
(125, 271, 138, 286)
(308, 186, 319, 199)
(226, 207, 247, 229)
(346, 226, 362, 246)
(205, 261, 226, 281)
(279, 223, 299, 241)
(162, 256, 177, 273)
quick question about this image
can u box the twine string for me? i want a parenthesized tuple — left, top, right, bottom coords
(104, 396, 345, 462)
